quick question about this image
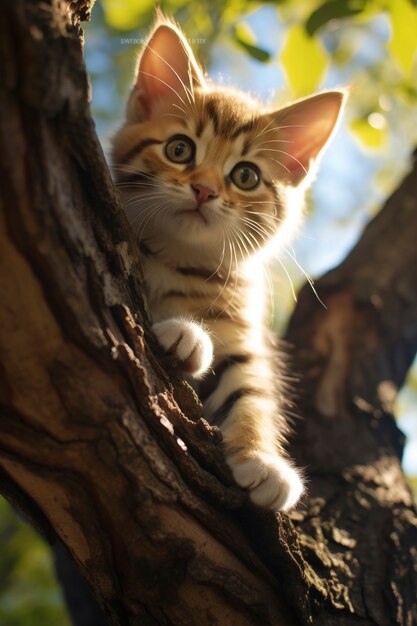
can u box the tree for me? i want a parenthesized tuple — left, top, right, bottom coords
(0, 0, 416, 624)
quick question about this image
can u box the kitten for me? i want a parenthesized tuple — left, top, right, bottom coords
(112, 18, 345, 511)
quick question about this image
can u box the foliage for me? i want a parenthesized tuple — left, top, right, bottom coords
(97, 0, 417, 148)
(0, 497, 71, 626)
(279, 23, 328, 95)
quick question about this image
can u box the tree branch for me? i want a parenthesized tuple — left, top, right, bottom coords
(286, 156, 417, 624)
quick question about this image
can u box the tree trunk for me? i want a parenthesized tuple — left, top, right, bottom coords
(0, 1, 416, 625)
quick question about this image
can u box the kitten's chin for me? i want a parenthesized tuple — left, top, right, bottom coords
(177, 206, 208, 226)
(166, 209, 221, 245)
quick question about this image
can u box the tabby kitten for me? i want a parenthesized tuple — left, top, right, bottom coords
(112, 19, 345, 510)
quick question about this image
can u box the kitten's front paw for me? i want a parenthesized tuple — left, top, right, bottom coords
(228, 452, 303, 511)
(152, 318, 213, 377)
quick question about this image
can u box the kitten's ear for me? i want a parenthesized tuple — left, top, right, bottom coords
(266, 91, 346, 185)
(128, 22, 205, 121)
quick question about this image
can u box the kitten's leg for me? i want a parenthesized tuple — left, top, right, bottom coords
(221, 393, 303, 511)
(202, 327, 303, 511)
(153, 318, 213, 377)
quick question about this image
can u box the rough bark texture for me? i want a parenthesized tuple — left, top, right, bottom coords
(0, 1, 416, 625)
(287, 155, 417, 625)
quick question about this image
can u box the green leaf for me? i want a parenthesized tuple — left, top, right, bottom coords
(387, 0, 417, 75)
(232, 24, 271, 63)
(0, 497, 72, 626)
(306, 0, 364, 36)
(102, 0, 154, 31)
(280, 24, 328, 96)
(350, 117, 387, 148)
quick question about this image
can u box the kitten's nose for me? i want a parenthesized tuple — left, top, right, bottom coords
(192, 183, 217, 206)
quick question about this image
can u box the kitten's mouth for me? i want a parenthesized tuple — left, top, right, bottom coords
(178, 206, 209, 225)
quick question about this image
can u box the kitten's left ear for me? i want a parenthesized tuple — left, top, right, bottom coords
(128, 21, 205, 121)
(265, 91, 346, 185)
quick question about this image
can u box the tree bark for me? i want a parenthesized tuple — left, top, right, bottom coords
(286, 152, 417, 625)
(0, 1, 416, 625)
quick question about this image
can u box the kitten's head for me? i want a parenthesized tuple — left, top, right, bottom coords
(112, 18, 345, 261)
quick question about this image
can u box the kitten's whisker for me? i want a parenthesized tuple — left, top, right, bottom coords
(229, 235, 240, 310)
(260, 124, 306, 134)
(258, 149, 308, 175)
(128, 195, 169, 227)
(264, 262, 275, 323)
(232, 202, 277, 216)
(130, 200, 167, 226)
(240, 215, 275, 232)
(112, 163, 159, 174)
(112, 165, 161, 182)
(161, 112, 187, 121)
(209, 225, 238, 315)
(235, 225, 260, 257)
(171, 102, 190, 117)
(233, 230, 250, 260)
(238, 215, 269, 235)
(238, 216, 276, 241)
(259, 138, 295, 143)
(112, 162, 159, 172)
(252, 121, 306, 143)
(242, 216, 282, 227)
(134, 203, 161, 238)
(151, 202, 171, 238)
(256, 138, 295, 147)
(238, 208, 283, 223)
(124, 198, 166, 211)
(116, 185, 161, 192)
(123, 192, 168, 209)
(117, 181, 161, 191)
(282, 247, 326, 308)
(139, 71, 194, 118)
(223, 227, 240, 315)
(228, 222, 247, 264)
(205, 230, 226, 281)
(251, 119, 275, 142)
(211, 239, 234, 308)
(238, 201, 279, 206)
(269, 157, 291, 175)
(114, 173, 159, 182)
(136, 199, 172, 241)
(114, 175, 160, 185)
(115, 179, 161, 188)
(123, 190, 167, 200)
(277, 258, 297, 302)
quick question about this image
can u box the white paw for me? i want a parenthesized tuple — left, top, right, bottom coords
(227, 452, 303, 511)
(152, 318, 213, 377)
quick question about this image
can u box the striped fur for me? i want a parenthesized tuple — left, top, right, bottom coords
(112, 17, 345, 510)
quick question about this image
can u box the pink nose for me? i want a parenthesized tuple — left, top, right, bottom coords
(192, 183, 217, 206)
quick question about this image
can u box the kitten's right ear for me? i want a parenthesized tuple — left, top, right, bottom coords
(127, 22, 205, 121)
(266, 90, 346, 186)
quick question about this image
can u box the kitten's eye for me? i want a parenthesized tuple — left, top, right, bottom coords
(164, 135, 195, 164)
(230, 162, 260, 190)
